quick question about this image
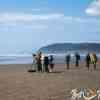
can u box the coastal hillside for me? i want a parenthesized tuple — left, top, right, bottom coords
(39, 43, 100, 53)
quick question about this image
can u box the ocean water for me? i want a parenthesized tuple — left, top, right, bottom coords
(0, 53, 100, 64)
(0, 55, 33, 64)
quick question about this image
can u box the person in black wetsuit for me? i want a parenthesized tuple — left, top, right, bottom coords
(75, 53, 80, 67)
(85, 53, 91, 70)
(44, 56, 49, 72)
(65, 54, 71, 70)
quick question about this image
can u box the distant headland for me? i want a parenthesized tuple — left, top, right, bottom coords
(39, 43, 100, 54)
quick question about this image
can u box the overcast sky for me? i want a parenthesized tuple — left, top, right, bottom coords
(0, 0, 100, 54)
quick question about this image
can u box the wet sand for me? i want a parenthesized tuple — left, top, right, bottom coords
(0, 63, 100, 100)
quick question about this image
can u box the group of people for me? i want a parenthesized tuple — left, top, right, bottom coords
(65, 53, 81, 69)
(86, 53, 98, 70)
(65, 53, 98, 70)
(32, 52, 54, 73)
(31, 52, 98, 73)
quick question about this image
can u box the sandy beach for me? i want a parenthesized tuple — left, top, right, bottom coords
(0, 62, 100, 100)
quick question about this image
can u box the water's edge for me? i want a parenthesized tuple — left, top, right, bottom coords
(0, 53, 100, 64)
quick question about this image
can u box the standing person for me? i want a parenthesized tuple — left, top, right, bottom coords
(65, 54, 71, 70)
(32, 54, 37, 71)
(90, 53, 98, 70)
(75, 53, 80, 67)
(41, 54, 45, 72)
(49, 55, 54, 72)
(44, 56, 49, 73)
(37, 52, 42, 72)
(85, 53, 91, 70)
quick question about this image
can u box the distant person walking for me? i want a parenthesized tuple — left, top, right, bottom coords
(49, 55, 54, 72)
(44, 56, 49, 72)
(85, 53, 91, 70)
(90, 53, 98, 70)
(75, 53, 80, 67)
(65, 54, 71, 70)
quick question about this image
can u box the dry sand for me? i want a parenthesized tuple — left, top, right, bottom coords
(0, 63, 100, 100)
